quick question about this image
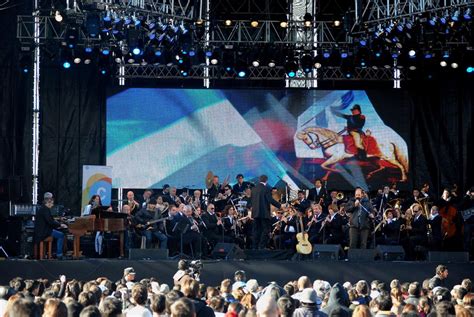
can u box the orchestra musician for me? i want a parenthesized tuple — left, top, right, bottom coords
(405, 203, 428, 260)
(233, 174, 252, 196)
(306, 203, 325, 245)
(323, 204, 345, 245)
(82, 195, 112, 216)
(374, 186, 395, 212)
(380, 209, 401, 245)
(276, 207, 297, 250)
(176, 205, 203, 257)
(34, 192, 68, 260)
(294, 190, 311, 214)
(139, 189, 154, 210)
(307, 179, 328, 206)
(192, 190, 205, 209)
(251, 175, 284, 250)
(345, 187, 374, 249)
(201, 203, 229, 248)
(270, 210, 284, 249)
(166, 187, 181, 207)
(420, 183, 433, 200)
(179, 188, 190, 204)
(208, 176, 224, 201)
(460, 187, 474, 251)
(133, 198, 168, 250)
(428, 206, 442, 250)
(403, 189, 423, 211)
(223, 205, 245, 248)
(126, 191, 140, 215)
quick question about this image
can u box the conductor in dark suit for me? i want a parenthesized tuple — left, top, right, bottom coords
(251, 175, 284, 250)
(34, 192, 68, 259)
(307, 179, 328, 205)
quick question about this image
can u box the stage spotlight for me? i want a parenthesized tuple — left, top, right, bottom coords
(126, 53, 135, 64)
(189, 47, 196, 57)
(440, 60, 448, 67)
(280, 18, 288, 28)
(314, 54, 323, 69)
(65, 27, 79, 49)
(285, 58, 298, 77)
(101, 46, 110, 55)
(359, 39, 367, 46)
(210, 52, 219, 65)
(19, 54, 31, 73)
(225, 19, 232, 26)
(467, 66, 474, 73)
(429, 17, 437, 26)
(424, 51, 433, 59)
(62, 61, 71, 69)
(85, 46, 93, 53)
(236, 64, 248, 78)
(464, 8, 471, 20)
(304, 13, 313, 27)
(452, 10, 460, 21)
(300, 54, 313, 73)
(334, 20, 341, 27)
(54, 10, 63, 22)
(451, 62, 459, 69)
(252, 60, 260, 67)
(340, 50, 348, 59)
(60, 49, 72, 69)
(323, 49, 331, 58)
(268, 60, 276, 67)
(250, 19, 259, 27)
(154, 47, 162, 57)
(408, 49, 416, 57)
(98, 58, 109, 76)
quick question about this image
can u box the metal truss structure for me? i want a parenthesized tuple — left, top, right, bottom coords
(119, 64, 398, 81)
(354, 0, 473, 30)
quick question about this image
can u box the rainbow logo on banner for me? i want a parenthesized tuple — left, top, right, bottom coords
(81, 165, 113, 210)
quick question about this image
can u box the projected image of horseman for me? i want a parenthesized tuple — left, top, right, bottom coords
(333, 104, 367, 160)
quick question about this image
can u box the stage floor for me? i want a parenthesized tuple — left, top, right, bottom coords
(0, 258, 472, 288)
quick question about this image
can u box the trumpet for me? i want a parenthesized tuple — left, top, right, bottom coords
(336, 192, 344, 200)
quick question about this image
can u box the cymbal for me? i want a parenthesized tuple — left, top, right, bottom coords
(205, 171, 214, 189)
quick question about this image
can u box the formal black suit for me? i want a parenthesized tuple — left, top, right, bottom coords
(176, 216, 202, 256)
(201, 211, 229, 247)
(296, 199, 311, 214)
(307, 213, 325, 244)
(251, 182, 281, 249)
(308, 187, 328, 204)
(324, 213, 345, 245)
(34, 204, 61, 242)
(428, 214, 442, 250)
(406, 214, 428, 259)
(381, 218, 401, 245)
(374, 192, 396, 212)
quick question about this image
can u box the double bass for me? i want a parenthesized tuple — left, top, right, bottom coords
(439, 189, 459, 240)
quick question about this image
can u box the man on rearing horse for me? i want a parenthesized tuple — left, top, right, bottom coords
(332, 104, 367, 160)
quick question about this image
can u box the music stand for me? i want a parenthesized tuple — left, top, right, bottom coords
(170, 222, 191, 260)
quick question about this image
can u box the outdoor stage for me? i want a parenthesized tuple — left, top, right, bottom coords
(1, 257, 473, 288)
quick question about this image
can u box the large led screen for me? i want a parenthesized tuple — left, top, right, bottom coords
(107, 89, 409, 190)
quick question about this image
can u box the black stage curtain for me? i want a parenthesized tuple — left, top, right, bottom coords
(408, 77, 474, 194)
(38, 66, 107, 210)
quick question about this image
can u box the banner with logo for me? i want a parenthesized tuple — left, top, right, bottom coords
(81, 165, 113, 211)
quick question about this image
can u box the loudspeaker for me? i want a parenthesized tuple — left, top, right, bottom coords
(375, 245, 405, 261)
(211, 243, 246, 260)
(428, 251, 469, 263)
(313, 244, 343, 260)
(129, 248, 169, 260)
(348, 248, 375, 261)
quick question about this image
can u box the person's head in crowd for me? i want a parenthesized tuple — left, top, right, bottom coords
(432, 287, 451, 304)
(65, 280, 82, 300)
(246, 280, 259, 295)
(299, 288, 318, 307)
(10, 277, 26, 293)
(63, 297, 83, 317)
(5, 298, 40, 317)
(79, 305, 101, 317)
(455, 305, 473, 317)
(99, 297, 122, 317)
(297, 276, 311, 292)
(313, 280, 331, 299)
(165, 290, 183, 315)
(170, 298, 196, 317)
(452, 285, 468, 304)
(401, 282, 410, 296)
(390, 279, 400, 290)
(462, 279, 472, 292)
(123, 267, 136, 283)
(435, 301, 455, 316)
(232, 288, 246, 302)
(355, 280, 369, 297)
(390, 287, 403, 307)
(374, 291, 392, 312)
(240, 292, 256, 309)
(182, 279, 200, 299)
(234, 271, 246, 283)
(78, 292, 96, 307)
(206, 287, 219, 301)
(256, 296, 278, 317)
(131, 283, 148, 306)
(283, 283, 295, 296)
(150, 294, 167, 316)
(221, 279, 232, 295)
(209, 296, 225, 312)
(436, 265, 449, 280)
(276, 296, 295, 317)
(43, 298, 68, 317)
(408, 282, 421, 298)
(352, 304, 371, 317)
(463, 293, 474, 307)
(417, 296, 431, 316)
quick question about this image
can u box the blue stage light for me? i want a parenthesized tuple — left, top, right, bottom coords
(132, 48, 141, 55)
(63, 61, 71, 69)
(467, 66, 474, 73)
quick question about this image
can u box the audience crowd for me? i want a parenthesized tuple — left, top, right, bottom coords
(0, 264, 473, 317)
